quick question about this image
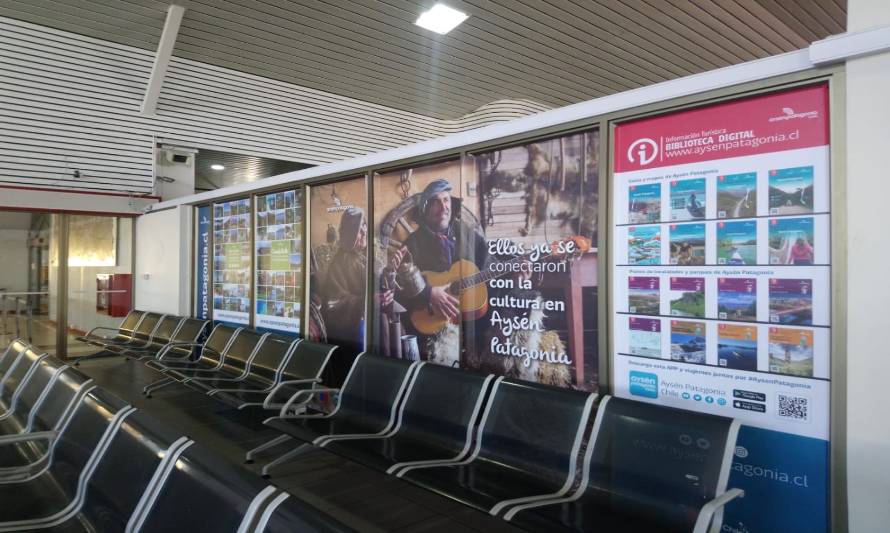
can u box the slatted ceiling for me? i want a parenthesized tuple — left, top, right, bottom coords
(193, 149, 311, 190)
(5, 17, 545, 196)
(1, 1, 846, 120)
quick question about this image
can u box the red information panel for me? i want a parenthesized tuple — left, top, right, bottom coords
(615, 84, 829, 172)
(612, 84, 831, 533)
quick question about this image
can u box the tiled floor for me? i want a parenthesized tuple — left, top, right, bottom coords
(74, 356, 526, 533)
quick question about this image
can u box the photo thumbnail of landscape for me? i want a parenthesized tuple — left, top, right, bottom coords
(628, 316, 661, 358)
(717, 172, 757, 218)
(769, 165, 814, 216)
(628, 276, 660, 315)
(628, 225, 661, 265)
(670, 177, 706, 221)
(628, 182, 661, 223)
(669, 276, 705, 318)
(769, 216, 815, 265)
(669, 223, 706, 265)
(670, 320, 706, 364)
(768, 327, 814, 377)
(717, 220, 757, 265)
(717, 323, 758, 371)
(769, 278, 813, 325)
(718, 277, 757, 322)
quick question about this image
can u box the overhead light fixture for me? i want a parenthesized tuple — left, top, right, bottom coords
(211, 164, 225, 170)
(415, 3, 468, 35)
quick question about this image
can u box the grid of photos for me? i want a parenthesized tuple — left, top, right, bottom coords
(618, 163, 826, 379)
(255, 189, 303, 334)
(212, 198, 252, 324)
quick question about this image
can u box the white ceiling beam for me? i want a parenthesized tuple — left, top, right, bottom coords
(141, 4, 185, 116)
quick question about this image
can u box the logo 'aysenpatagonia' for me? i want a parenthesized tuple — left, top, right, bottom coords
(627, 138, 658, 166)
(629, 371, 658, 398)
(768, 107, 819, 122)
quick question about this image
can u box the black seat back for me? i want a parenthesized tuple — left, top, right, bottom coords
(4, 356, 65, 424)
(216, 329, 265, 374)
(582, 397, 737, 528)
(0, 346, 46, 407)
(137, 442, 271, 532)
(247, 334, 299, 384)
(164, 318, 209, 358)
(259, 492, 356, 533)
(132, 312, 164, 342)
(48, 388, 132, 501)
(117, 310, 145, 334)
(280, 340, 336, 382)
(396, 364, 492, 454)
(476, 379, 596, 485)
(195, 324, 240, 365)
(0, 339, 29, 377)
(337, 355, 416, 426)
(146, 316, 184, 348)
(78, 410, 184, 532)
(28, 367, 92, 433)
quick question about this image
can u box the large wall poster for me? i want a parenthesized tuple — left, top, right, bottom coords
(373, 130, 600, 392)
(612, 84, 832, 532)
(212, 198, 252, 325)
(307, 177, 368, 354)
(254, 189, 303, 334)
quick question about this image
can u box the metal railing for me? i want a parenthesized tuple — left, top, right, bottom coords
(0, 291, 49, 343)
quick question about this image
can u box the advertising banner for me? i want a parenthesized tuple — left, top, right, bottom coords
(212, 198, 251, 326)
(307, 177, 368, 354)
(373, 129, 600, 391)
(612, 84, 831, 532)
(254, 189, 303, 334)
(195, 205, 211, 320)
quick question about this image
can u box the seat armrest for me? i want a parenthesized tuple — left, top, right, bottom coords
(278, 386, 338, 417)
(693, 488, 745, 533)
(0, 430, 57, 445)
(83, 326, 123, 339)
(156, 342, 202, 361)
(262, 379, 322, 409)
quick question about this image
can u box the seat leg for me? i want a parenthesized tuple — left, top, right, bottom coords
(143, 376, 175, 397)
(261, 443, 312, 478)
(72, 349, 118, 365)
(245, 434, 292, 463)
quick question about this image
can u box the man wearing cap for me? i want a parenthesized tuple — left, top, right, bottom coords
(389, 179, 489, 338)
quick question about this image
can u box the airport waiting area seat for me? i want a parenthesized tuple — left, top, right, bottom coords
(73, 310, 145, 349)
(255, 354, 419, 474)
(505, 397, 743, 533)
(0, 339, 353, 532)
(198, 337, 335, 411)
(124, 317, 209, 361)
(15, 307, 747, 532)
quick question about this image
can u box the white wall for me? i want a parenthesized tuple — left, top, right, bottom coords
(0, 229, 30, 295)
(134, 207, 191, 316)
(844, 2, 890, 531)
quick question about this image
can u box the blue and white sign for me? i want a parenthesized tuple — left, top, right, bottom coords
(195, 205, 211, 320)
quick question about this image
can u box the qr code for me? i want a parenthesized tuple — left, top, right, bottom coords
(777, 394, 809, 422)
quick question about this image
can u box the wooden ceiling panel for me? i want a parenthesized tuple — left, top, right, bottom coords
(1, 0, 847, 120)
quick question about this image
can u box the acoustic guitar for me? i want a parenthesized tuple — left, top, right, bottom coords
(409, 236, 590, 335)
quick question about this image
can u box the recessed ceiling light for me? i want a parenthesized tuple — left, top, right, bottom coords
(211, 164, 225, 170)
(415, 3, 468, 35)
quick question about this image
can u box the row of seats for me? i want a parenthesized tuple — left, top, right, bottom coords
(75, 311, 746, 532)
(76, 310, 337, 413)
(250, 354, 746, 533)
(0, 339, 353, 532)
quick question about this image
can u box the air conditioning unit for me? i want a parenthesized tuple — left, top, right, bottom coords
(159, 145, 198, 167)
